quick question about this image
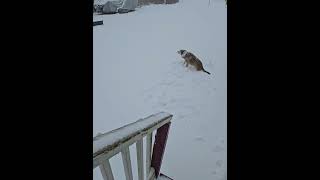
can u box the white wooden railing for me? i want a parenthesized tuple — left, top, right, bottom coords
(93, 112, 173, 180)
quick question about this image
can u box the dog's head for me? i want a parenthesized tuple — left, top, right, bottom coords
(177, 49, 186, 55)
(177, 49, 188, 58)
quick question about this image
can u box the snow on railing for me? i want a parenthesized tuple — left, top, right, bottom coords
(93, 112, 173, 180)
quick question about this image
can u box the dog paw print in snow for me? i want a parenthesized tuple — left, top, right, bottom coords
(194, 136, 206, 142)
(159, 102, 167, 107)
(211, 168, 226, 180)
(219, 137, 225, 144)
(212, 145, 224, 152)
(216, 160, 223, 167)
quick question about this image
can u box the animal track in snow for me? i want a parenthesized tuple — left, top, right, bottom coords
(159, 102, 167, 107)
(212, 145, 224, 152)
(216, 160, 223, 167)
(211, 171, 217, 175)
(194, 136, 206, 142)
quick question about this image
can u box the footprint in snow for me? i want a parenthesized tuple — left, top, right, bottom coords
(194, 136, 205, 142)
(216, 160, 223, 167)
(212, 145, 224, 152)
(211, 171, 217, 175)
(159, 102, 167, 107)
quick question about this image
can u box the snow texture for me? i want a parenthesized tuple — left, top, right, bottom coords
(93, 0, 226, 180)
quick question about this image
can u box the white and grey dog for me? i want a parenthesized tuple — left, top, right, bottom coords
(177, 49, 211, 75)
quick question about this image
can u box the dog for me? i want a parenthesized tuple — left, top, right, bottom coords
(177, 50, 211, 75)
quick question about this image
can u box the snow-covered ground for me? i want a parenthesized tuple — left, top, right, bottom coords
(93, 0, 227, 180)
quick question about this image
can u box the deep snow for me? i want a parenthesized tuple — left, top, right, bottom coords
(93, 0, 227, 180)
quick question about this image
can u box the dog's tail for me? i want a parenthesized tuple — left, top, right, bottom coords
(203, 69, 211, 75)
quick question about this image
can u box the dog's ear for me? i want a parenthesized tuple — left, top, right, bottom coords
(179, 50, 184, 54)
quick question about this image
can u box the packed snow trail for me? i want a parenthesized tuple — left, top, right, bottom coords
(93, 1, 226, 180)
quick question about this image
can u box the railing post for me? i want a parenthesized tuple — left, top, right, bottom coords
(146, 132, 153, 180)
(99, 159, 114, 180)
(136, 139, 144, 180)
(121, 147, 133, 180)
(151, 122, 171, 178)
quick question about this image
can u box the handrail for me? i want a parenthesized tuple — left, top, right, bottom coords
(93, 112, 173, 169)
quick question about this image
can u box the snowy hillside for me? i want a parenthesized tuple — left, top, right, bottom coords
(93, 0, 227, 180)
